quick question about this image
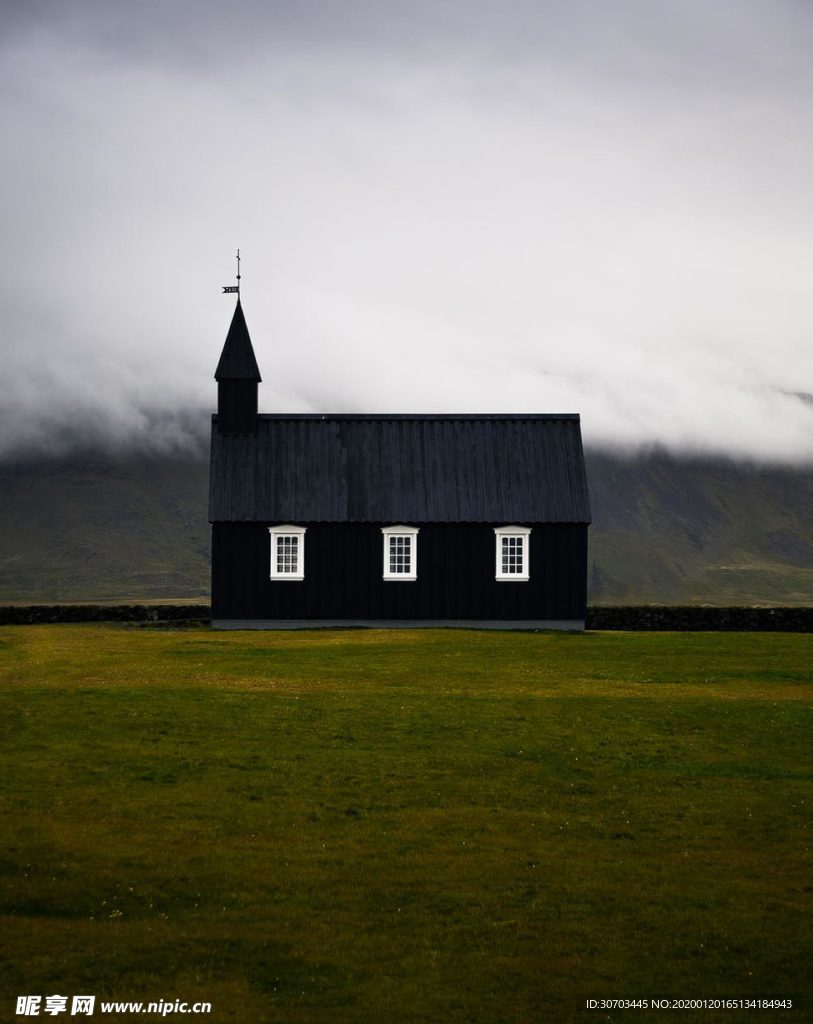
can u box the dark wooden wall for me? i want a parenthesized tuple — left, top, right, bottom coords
(212, 523, 588, 620)
(216, 381, 257, 434)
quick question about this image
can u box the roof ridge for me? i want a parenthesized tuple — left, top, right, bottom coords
(250, 413, 581, 421)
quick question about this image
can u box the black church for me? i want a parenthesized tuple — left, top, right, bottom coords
(209, 300, 591, 629)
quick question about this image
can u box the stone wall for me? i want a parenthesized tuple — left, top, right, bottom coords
(1, 604, 811, 630)
(0, 604, 210, 625)
(585, 606, 812, 632)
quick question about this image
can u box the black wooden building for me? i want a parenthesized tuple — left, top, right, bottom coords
(210, 301, 591, 629)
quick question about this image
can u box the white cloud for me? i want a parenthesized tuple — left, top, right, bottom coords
(0, 1, 812, 462)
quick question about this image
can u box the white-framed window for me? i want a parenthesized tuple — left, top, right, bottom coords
(381, 525, 419, 581)
(494, 526, 531, 581)
(269, 525, 306, 581)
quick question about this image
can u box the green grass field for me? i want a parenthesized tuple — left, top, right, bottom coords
(1, 626, 811, 1023)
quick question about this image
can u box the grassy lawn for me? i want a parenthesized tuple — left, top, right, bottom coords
(0, 626, 811, 1023)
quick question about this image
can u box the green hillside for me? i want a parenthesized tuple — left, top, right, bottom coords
(0, 448, 810, 605)
(587, 450, 813, 605)
(0, 453, 210, 603)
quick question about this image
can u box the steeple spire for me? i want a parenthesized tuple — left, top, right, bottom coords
(215, 256, 261, 433)
(215, 300, 261, 382)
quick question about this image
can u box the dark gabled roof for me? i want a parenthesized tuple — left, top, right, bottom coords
(214, 301, 262, 381)
(209, 414, 591, 524)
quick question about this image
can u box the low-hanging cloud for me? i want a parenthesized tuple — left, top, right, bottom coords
(1, 0, 812, 463)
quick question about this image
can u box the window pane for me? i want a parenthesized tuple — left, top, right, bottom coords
(276, 535, 299, 574)
(387, 534, 413, 574)
(500, 535, 524, 574)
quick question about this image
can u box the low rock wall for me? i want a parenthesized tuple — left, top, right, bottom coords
(0, 604, 210, 625)
(585, 606, 812, 632)
(0, 604, 810, 631)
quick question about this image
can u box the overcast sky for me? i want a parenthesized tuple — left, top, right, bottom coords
(1, 0, 812, 462)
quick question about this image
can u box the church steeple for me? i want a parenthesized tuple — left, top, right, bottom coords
(215, 300, 261, 382)
(215, 299, 261, 434)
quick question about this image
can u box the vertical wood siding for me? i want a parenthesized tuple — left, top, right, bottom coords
(216, 381, 258, 434)
(212, 523, 587, 620)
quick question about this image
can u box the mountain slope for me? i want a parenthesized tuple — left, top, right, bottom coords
(0, 449, 810, 605)
(0, 454, 210, 603)
(586, 450, 813, 605)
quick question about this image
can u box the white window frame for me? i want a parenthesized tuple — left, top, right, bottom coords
(494, 526, 531, 582)
(269, 525, 307, 581)
(381, 525, 419, 581)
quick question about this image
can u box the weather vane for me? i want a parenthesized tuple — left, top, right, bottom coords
(222, 250, 241, 297)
